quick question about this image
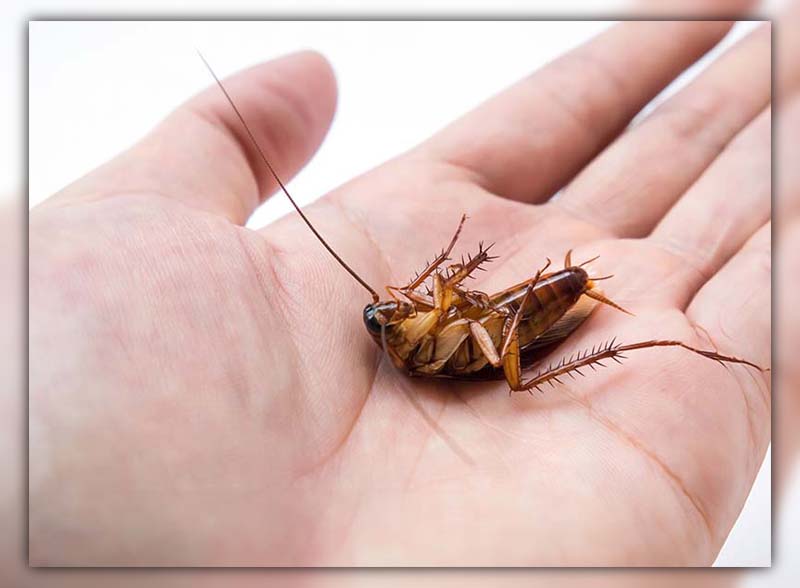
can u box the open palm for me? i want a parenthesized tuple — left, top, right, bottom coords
(30, 21, 773, 566)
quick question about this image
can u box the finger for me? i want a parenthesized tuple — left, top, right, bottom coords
(778, 0, 800, 99)
(687, 222, 770, 371)
(773, 83, 800, 487)
(680, 84, 799, 491)
(775, 242, 800, 495)
(775, 220, 800, 493)
(777, 53, 800, 224)
(555, 24, 771, 237)
(684, 221, 771, 497)
(415, 21, 734, 203)
(46, 51, 337, 224)
(664, 222, 771, 554)
(647, 105, 770, 307)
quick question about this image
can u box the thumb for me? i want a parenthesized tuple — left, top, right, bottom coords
(47, 50, 338, 224)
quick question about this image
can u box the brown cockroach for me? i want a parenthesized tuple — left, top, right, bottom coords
(200, 54, 764, 395)
(360, 214, 763, 392)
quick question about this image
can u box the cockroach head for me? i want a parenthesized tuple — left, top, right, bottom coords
(363, 301, 413, 337)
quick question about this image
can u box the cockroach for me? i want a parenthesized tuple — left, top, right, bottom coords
(199, 54, 764, 396)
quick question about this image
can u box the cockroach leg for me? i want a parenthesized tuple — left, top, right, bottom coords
(389, 214, 467, 293)
(452, 286, 493, 311)
(539, 256, 553, 275)
(465, 259, 551, 383)
(502, 328, 524, 393)
(385, 285, 403, 302)
(498, 289, 532, 360)
(432, 272, 454, 313)
(510, 338, 767, 393)
(400, 289, 435, 311)
(498, 258, 550, 359)
(455, 258, 549, 393)
(468, 321, 501, 367)
(444, 241, 499, 288)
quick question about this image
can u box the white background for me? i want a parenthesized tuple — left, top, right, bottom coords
(26, 18, 776, 570)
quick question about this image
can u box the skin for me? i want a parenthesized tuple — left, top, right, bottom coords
(29, 19, 783, 568)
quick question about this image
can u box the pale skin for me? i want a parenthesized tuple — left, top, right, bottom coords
(30, 20, 781, 567)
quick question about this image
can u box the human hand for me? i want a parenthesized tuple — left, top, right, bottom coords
(30, 21, 773, 566)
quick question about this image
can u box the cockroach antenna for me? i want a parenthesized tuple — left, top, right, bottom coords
(197, 51, 380, 303)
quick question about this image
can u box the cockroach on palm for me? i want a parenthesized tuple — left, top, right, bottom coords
(199, 54, 764, 392)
